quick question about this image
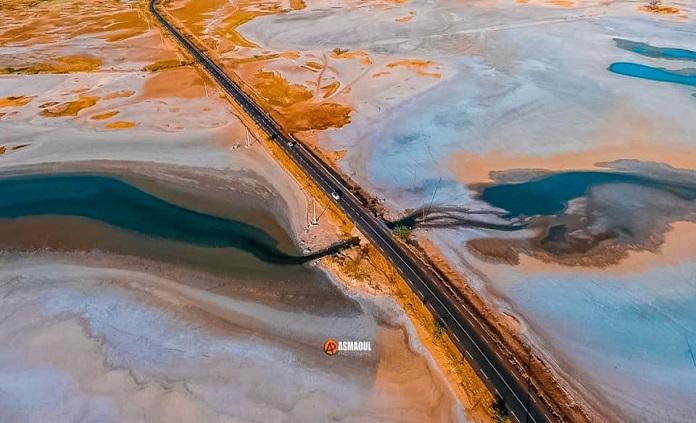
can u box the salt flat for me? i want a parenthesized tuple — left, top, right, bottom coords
(231, 0, 696, 420)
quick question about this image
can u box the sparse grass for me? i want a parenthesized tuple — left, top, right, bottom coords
(647, 0, 662, 10)
(392, 225, 412, 242)
(339, 253, 370, 281)
(639, 0, 680, 13)
(0, 56, 101, 75)
(492, 399, 511, 423)
(286, 102, 352, 132)
(142, 60, 189, 72)
(254, 70, 313, 107)
(433, 319, 445, 339)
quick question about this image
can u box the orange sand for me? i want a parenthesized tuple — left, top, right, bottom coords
(142, 60, 188, 72)
(39, 95, 99, 117)
(638, 4, 681, 14)
(90, 111, 120, 120)
(304, 61, 323, 71)
(169, 0, 283, 50)
(103, 91, 135, 100)
(290, 0, 306, 10)
(396, 12, 415, 22)
(0, 95, 34, 108)
(253, 70, 313, 107)
(138, 67, 206, 99)
(320, 81, 340, 98)
(105, 121, 136, 130)
(387, 60, 441, 78)
(546, 0, 574, 6)
(330, 50, 373, 66)
(1, 56, 101, 74)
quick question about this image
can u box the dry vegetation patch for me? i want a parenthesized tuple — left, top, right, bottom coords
(142, 59, 190, 72)
(105, 121, 137, 129)
(103, 91, 135, 100)
(0, 95, 35, 108)
(387, 60, 442, 78)
(90, 111, 120, 120)
(0, 56, 101, 75)
(285, 102, 352, 132)
(330, 49, 373, 66)
(39, 95, 99, 117)
(254, 70, 313, 107)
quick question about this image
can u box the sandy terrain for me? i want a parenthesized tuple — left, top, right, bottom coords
(0, 1, 468, 422)
(0, 254, 463, 423)
(152, 0, 696, 420)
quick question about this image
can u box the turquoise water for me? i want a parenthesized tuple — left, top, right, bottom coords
(609, 63, 696, 87)
(635, 47, 696, 61)
(479, 171, 696, 217)
(614, 39, 696, 62)
(0, 174, 305, 264)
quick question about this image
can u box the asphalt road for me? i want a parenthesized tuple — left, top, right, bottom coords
(149, 2, 558, 422)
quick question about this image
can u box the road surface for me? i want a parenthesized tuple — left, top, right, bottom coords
(149, 2, 559, 422)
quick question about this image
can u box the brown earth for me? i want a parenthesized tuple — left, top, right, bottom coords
(516, 221, 696, 275)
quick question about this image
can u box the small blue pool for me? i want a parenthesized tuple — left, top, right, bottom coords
(609, 62, 696, 87)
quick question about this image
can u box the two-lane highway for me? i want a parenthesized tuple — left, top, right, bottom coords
(149, 2, 558, 421)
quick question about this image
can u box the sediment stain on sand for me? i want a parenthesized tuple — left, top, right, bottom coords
(105, 121, 136, 129)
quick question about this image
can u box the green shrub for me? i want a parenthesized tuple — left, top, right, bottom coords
(392, 225, 412, 242)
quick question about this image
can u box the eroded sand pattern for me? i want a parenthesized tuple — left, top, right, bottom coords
(0, 0, 466, 422)
(192, 0, 694, 420)
(0, 256, 460, 423)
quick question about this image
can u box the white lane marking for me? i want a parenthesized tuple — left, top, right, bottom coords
(481, 370, 489, 380)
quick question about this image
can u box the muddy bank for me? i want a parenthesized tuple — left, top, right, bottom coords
(466, 165, 696, 267)
(0, 161, 466, 422)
